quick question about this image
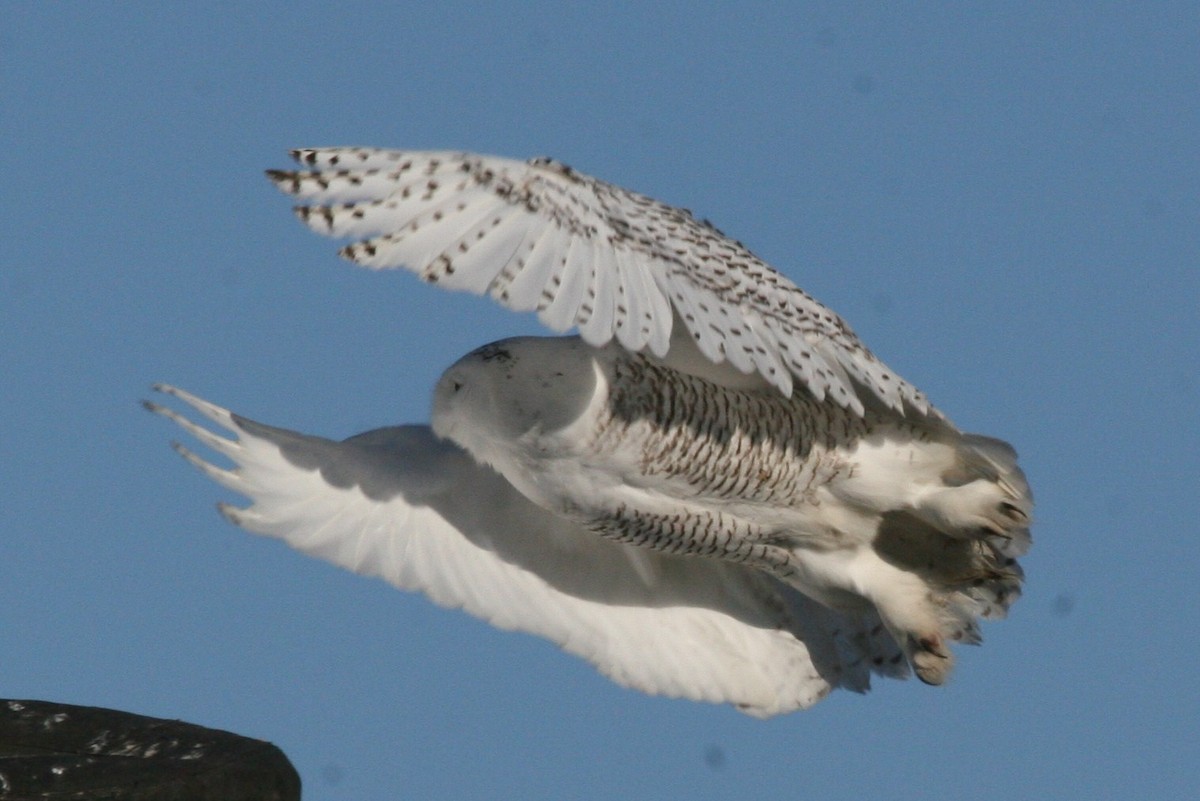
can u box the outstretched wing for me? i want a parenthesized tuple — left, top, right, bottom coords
(146, 384, 906, 716)
(266, 148, 930, 416)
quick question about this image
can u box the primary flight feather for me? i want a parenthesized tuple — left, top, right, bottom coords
(150, 147, 1031, 715)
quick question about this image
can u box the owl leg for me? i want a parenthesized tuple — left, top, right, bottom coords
(788, 545, 958, 685)
(863, 559, 964, 684)
(911, 478, 1031, 555)
(868, 587, 957, 686)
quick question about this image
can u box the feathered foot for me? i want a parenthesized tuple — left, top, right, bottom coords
(908, 633, 954, 686)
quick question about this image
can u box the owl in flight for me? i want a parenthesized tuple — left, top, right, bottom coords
(149, 148, 1032, 716)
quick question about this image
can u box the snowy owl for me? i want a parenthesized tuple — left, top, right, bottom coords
(148, 148, 1032, 716)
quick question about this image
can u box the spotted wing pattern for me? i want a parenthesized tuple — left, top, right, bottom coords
(267, 148, 931, 416)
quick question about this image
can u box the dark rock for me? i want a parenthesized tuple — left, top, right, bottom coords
(0, 699, 300, 800)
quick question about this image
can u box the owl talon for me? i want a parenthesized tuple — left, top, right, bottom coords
(910, 635, 954, 685)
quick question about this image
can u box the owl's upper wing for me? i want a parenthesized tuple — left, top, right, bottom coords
(266, 148, 929, 416)
(146, 385, 905, 716)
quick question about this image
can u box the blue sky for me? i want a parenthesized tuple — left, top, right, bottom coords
(4, 3, 1198, 799)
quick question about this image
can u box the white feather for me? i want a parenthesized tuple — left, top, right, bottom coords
(268, 148, 933, 411)
(150, 146, 1032, 715)
(149, 385, 900, 716)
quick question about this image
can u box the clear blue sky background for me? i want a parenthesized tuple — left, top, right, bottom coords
(4, 4, 1198, 800)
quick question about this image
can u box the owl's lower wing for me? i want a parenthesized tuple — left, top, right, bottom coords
(146, 385, 904, 716)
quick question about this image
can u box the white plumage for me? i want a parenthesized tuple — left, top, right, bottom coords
(149, 148, 1032, 716)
